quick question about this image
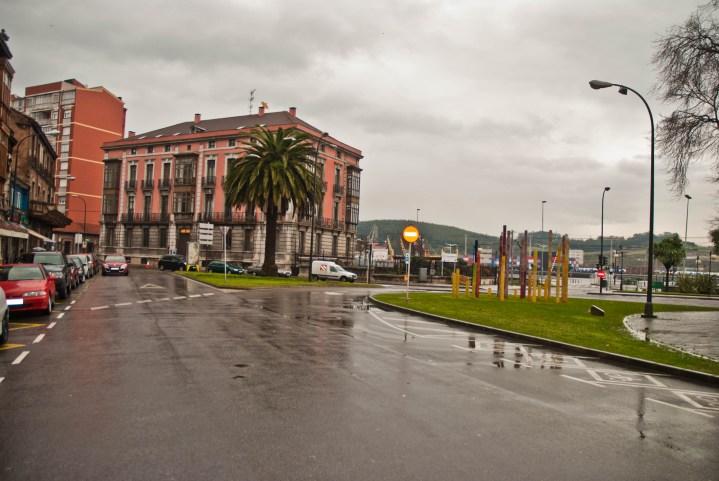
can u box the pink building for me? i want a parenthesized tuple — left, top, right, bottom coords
(100, 106, 362, 269)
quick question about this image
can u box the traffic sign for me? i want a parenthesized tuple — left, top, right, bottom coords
(402, 225, 420, 243)
(198, 222, 214, 246)
(597, 270, 606, 280)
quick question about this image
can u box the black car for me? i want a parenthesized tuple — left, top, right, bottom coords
(206, 261, 245, 274)
(20, 251, 72, 299)
(158, 255, 186, 271)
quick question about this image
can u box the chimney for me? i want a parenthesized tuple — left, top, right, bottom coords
(194, 113, 201, 124)
(289, 107, 297, 117)
(258, 105, 265, 116)
(128, 130, 135, 137)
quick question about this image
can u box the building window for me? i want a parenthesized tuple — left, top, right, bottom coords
(186, 144, 192, 151)
(60, 144, 70, 154)
(127, 195, 135, 214)
(159, 228, 168, 248)
(142, 228, 150, 247)
(129, 164, 137, 182)
(106, 227, 115, 246)
(63, 110, 72, 119)
(206, 158, 216, 178)
(130, 147, 137, 155)
(204, 193, 213, 216)
(173, 192, 193, 213)
(164, 145, 170, 152)
(125, 228, 133, 247)
(143, 195, 152, 215)
(243, 229, 252, 251)
(145, 163, 154, 182)
(228, 139, 236, 147)
(208, 140, 216, 149)
(162, 162, 171, 180)
(333, 201, 339, 222)
(336, 148, 342, 159)
(51, 111, 58, 120)
(147, 146, 154, 154)
(160, 195, 168, 216)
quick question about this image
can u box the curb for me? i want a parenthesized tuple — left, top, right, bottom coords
(369, 295, 719, 386)
(586, 291, 719, 302)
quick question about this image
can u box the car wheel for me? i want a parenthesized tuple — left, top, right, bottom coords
(339, 276, 346, 282)
(0, 311, 8, 344)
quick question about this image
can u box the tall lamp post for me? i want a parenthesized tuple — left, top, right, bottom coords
(590, 80, 656, 318)
(307, 132, 328, 281)
(71, 194, 87, 253)
(540, 200, 547, 274)
(683, 194, 691, 274)
(599, 186, 610, 294)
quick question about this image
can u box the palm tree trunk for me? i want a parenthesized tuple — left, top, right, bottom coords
(263, 201, 279, 276)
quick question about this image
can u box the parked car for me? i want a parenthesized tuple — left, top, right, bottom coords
(86, 253, 100, 275)
(103, 255, 129, 276)
(158, 255, 186, 271)
(311, 260, 357, 282)
(77, 254, 94, 278)
(246, 265, 293, 277)
(0, 284, 8, 344)
(0, 264, 56, 315)
(20, 251, 72, 299)
(68, 255, 88, 283)
(67, 259, 81, 288)
(206, 261, 245, 274)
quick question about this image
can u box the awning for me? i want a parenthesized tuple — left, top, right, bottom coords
(0, 227, 29, 240)
(25, 227, 53, 243)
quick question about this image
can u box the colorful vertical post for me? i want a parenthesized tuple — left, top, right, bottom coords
(562, 235, 570, 303)
(499, 255, 506, 302)
(531, 249, 538, 302)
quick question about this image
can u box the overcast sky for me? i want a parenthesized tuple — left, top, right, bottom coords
(2, 0, 716, 245)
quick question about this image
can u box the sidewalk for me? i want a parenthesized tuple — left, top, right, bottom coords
(625, 311, 719, 361)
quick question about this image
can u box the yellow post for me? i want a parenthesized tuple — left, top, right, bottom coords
(531, 249, 538, 303)
(499, 255, 506, 302)
(555, 249, 561, 303)
(465, 276, 470, 297)
(452, 270, 458, 298)
(488, 287, 493, 295)
(562, 236, 569, 303)
(544, 262, 551, 301)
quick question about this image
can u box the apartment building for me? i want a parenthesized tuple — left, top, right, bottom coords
(0, 29, 14, 210)
(100, 107, 362, 269)
(12, 78, 126, 253)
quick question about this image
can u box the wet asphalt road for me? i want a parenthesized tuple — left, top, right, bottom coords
(0, 270, 717, 480)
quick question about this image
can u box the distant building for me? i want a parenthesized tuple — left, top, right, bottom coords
(12, 78, 126, 253)
(99, 107, 362, 269)
(0, 29, 14, 212)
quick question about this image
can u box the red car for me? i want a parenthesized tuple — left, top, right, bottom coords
(102, 255, 129, 276)
(0, 264, 56, 314)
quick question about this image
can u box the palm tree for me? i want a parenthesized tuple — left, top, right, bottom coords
(224, 127, 319, 276)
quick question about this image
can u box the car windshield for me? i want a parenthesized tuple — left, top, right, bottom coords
(105, 256, 126, 263)
(0, 266, 44, 281)
(31, 253, 64, 265)
(71, 258, 82, 267)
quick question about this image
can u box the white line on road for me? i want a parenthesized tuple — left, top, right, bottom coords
(33, 334, 45, 344)
(136, 299, 152, 304)
(188, 294, 202, 298)
(202, 293, 214, 297)
(70, 300, 76, 305)
(90, 305, 109, 311)
(369, 310, 418, 337)
(156, 298, 170, 302)
(561, 374, 606, 388)
(47, 321, 56, 329)
(0, 377, 4, 384)
(64, 306, 72, 311)
(114, 302, 132, 307)
(56, 312, 65, 319)
(647, 397, 714, 418)
(11, 351, 30, 365)
(173, 296, 186, 300)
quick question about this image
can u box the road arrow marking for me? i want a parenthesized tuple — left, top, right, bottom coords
(140, 283, 165, 289)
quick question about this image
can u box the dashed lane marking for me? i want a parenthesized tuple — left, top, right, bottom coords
(156, 298, 170, 302)
(90, 305, 109, 311)
(32, 334, 45, 344)
(0, 343, 25, 351)
(136, 299, 152, 304)
(202, 293, 214, 297)
(47, 322, 56, 329)
(647, 397, 714, 419)
(11, 351, 30, 365)
(71, 300, 76, 305)
(173, 296, 186, 300)
(64, 306, 72, 311)
(114, 302, 132, 307)
(56, 312, 64, 319)
(188, 294, 202, 298)
(0, 377, 4, 384)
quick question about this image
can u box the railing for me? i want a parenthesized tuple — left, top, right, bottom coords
(333, 184, 345, 196)
(102, 213, 118, 223)
(321, 217, 342, 230)
(198, 211, 261, 224)
(202, 176, 216, 187)
(174, 211, 194, 223)
(158, 178, 171, 190)
(103, 180, 120, 189)
(120, 212, 170, 224)
(141, 179, 155, 190)
(30, 157, 54, 183)
(173, 176, 196, 187)
(125, 179, 137, 191)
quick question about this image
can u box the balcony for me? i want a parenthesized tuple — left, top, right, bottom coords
(120, 212, 170, 224)
(102, 213, 118, 224)
(333, 184, 345, 196)
(173, 176, 196, 187)
(158, 178, 171, 190)
(321, 217, 342, 230)
(174, 211, 194, 223)
(202, 176, 217, 188)
(125, 179, 137, 191)
(198, 211, 262, 224)
(141, 179, 155, 191)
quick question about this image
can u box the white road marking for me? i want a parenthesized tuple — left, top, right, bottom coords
(173, 296, 186, 300)
(673, 391, 706, 409)
(136, 299, 152, 304)
(369, 310, 418, 337)
(70, 300, 76, 305)
(561, 374, 606, 388)
(140, 283, 165, 289)
(11, 351, 30, 365)
(32, 334, 45, 344)
(90, 305, 109, 311)
(156, 298, 170, 302)
(325, 292, 342, 296)
(0, 377, 4, 384)
(202, 293, 214, 297)
(188, 294, 202, 298)
(56, 312, 65, 319)
(114, 302, 132, 307)
(647, 397, 714, 418)
(47, 321, 57, 329)
(645, 375, 668, 387)
(64, 306, 72, 311)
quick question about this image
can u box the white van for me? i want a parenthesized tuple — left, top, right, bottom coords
(311, 261, 357, 282)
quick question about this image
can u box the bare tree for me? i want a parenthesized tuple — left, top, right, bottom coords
(654, 2, 719, 193)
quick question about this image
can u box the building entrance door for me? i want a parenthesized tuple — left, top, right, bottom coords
(177, 227, 192, 257)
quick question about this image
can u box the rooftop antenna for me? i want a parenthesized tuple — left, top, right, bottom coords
(249, 89, 256, 114)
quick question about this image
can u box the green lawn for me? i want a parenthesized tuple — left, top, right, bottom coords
(179, 271, 375, 289)
(374, 292, 719, 376)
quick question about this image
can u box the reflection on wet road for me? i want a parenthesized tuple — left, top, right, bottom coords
(0, 270, 717, 481)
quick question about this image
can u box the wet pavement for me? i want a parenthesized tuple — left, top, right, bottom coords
(0, 270, 717, 480)
(626, 311, 719, 361)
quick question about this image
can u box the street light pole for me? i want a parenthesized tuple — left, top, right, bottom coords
(683, 194, 691, 274)
(307, 132, 328, 281)
(416, 208, 420, 224)
(541, 200, 547, 232)
(589, 80, 656, 318)
(71, 194, 87, 253)
(599, 186, 610, 294)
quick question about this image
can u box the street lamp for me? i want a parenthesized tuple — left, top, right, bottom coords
(9, 129, 60, 222)
(71, 194, 87, 253)
(540, 200, 547, 273)
(599, 186, 610, 294)
(683, 194, 692, 274)
(307, 132, 329, 281)
(590, 80, 656, 318)
(416, 208, 420, 224)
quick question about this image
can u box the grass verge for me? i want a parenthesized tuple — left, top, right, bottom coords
(178, 271, 376, 289)
(374, 292, 719, 376)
